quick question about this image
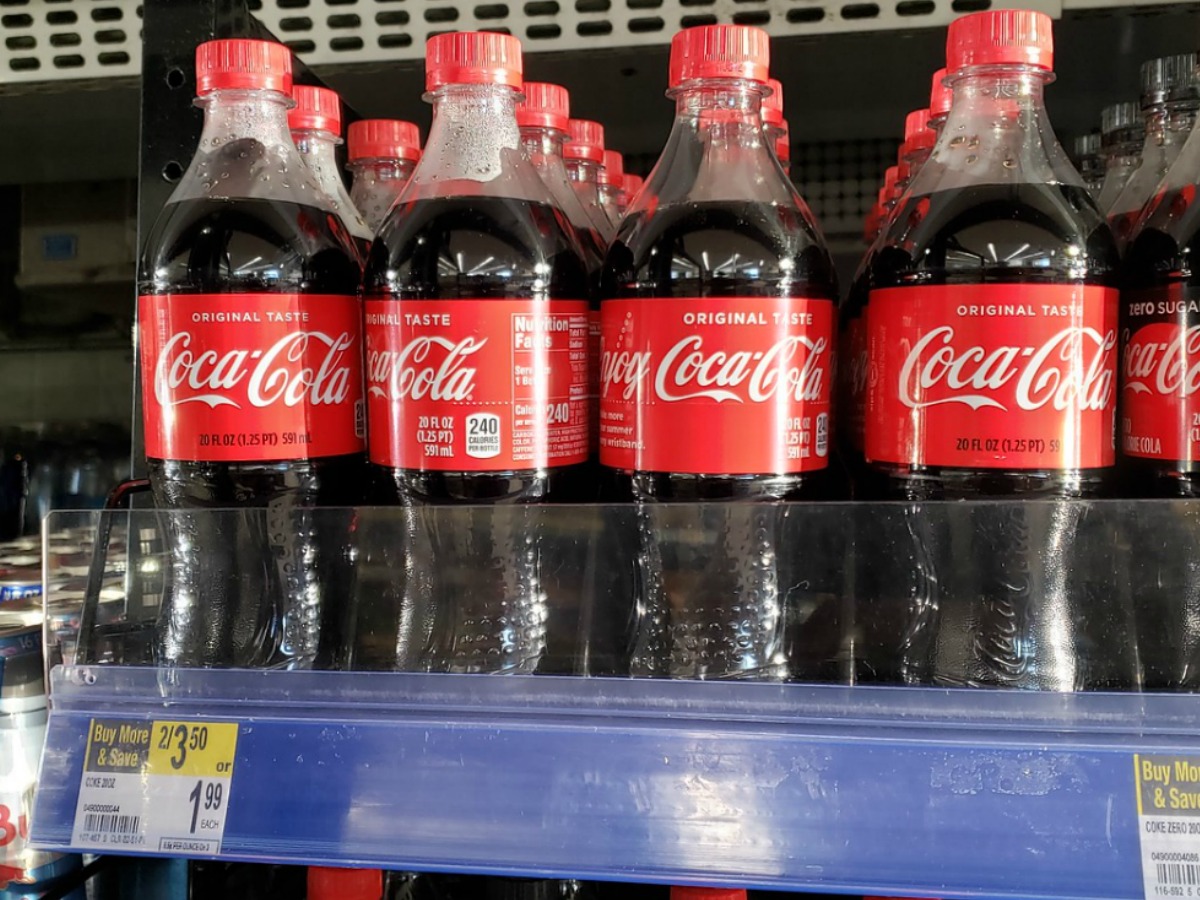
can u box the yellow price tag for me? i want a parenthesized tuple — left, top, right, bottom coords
(146, 721, 238, 778)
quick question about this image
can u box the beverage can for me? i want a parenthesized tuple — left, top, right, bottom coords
(0, 602, 60, 890)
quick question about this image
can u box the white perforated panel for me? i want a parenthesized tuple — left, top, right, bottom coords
(0, 0, 140, 84)
(0, 0, 1188, 86)
(252, 0, 1062, 66)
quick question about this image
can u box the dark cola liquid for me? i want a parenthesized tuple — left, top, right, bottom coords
(862, 181, 1136, 690)
(604, 199, 839, 500)
(366, 195, 590, 503)
(1121, 190, 1200, 689)
(140, 196, 364, 669)
(363, 194, 593, 675)
(602, 199, 844, 681)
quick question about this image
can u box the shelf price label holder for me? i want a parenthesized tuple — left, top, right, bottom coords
(68, 717, 238, 855)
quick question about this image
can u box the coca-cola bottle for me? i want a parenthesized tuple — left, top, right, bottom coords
(864, 10, 1130, 689)
(762, 77, 787, 170)
(289, 84, 374, 259)
(564, 119, 614, 241)
(620, 174, 645, 214)
(601, 25, 839, 680)
(1108, 54, 1200, 250)
(929, 67, 951, 131)
(363, 32, 590, 673)
(1073, 132, 1104, 198)
(598, 150, 625, 229)
(775, 122, 791, 177)
(1097, 100, 1144, 214)
(1119, 67, 1200, 690)
(138, 40, 365, 668)
(898, 108, 934, 192)
(837, 159, 906, 481)
(517, 81, 605, 273)
(347, 119, 422, 234)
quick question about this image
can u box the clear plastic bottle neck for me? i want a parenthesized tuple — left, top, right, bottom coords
(1105, 103, 1192, 221)
(565, 158, 600, 185)
(905, 64, 1083, 199)
(347, 157, 418, 184)
(1138, 97, 1200, 226)
(170, 88, 333, 211)
(632, 77, 795, 213)
(522, 129, 568, 168)
(564, 157, 612, 239)
(404, 83, 549, 203)
(522, 129, 598, 238)
(293, 129, 372, 240)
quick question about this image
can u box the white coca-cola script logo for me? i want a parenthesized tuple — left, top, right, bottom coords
(898, 325, 1116, 412)
(1123, 325, 1200, 397)
(601, 335, 827, 404)
(154, 331, 355, 409)
(367, 336, 485, 402)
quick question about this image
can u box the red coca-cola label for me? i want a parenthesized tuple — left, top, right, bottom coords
(866, 284, 1118, 469)
(1122, 284, 1200, 461)
(842, 313, 868, 453)
(599, 297, 834, 475)
(588, 308, 601, 453)
(139, 293, 365, 462)
(365, 298, 589, 470)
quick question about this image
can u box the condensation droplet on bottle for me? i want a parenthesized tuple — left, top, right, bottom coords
(1002, 158, 1016, 169)
(950, 136, 966, 148)
(966, 154, 978, 165)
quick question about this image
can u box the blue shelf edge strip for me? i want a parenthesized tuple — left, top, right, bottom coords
(31, 666, 1200, 899)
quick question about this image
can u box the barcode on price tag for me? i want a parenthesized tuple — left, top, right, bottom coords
(70, 718, 238, 855)
(1135, 754, 1200, 900)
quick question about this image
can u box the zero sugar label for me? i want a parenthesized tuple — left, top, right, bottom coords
(598, 296, 834, 475)
(365, 298, 590, 471)
(139, 293, 366, 462)
(1122, 284, 1200, 463)
(866, 283, 1118, 470)
(1135, 754, 1200, 899)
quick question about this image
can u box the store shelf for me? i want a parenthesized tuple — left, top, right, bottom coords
(23, 503, 1200, 898)
(27, 665, 1194, 900)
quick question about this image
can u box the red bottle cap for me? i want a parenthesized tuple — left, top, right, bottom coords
(348, 119, 422, 162)
(668, 25, 770, 88)
(929, 67, 952, 119)
(670, 889, 746, 900)
(599, 149, 624, 186)
(623, 173, 645, 196)
(762, 77, 784, 126)
(516, 81, 570, 132)
(307, 867, 383, 900)
(288, 85, 342, 134)
(564, 119, 605, 163)
(776, 119, 791, 164)
(425, 31, 523, 92)
(946, 9, 1053, 73)
(195, 39, 292, 96)
(883, 165, 899, 196)
(903, 107, 935, 154)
